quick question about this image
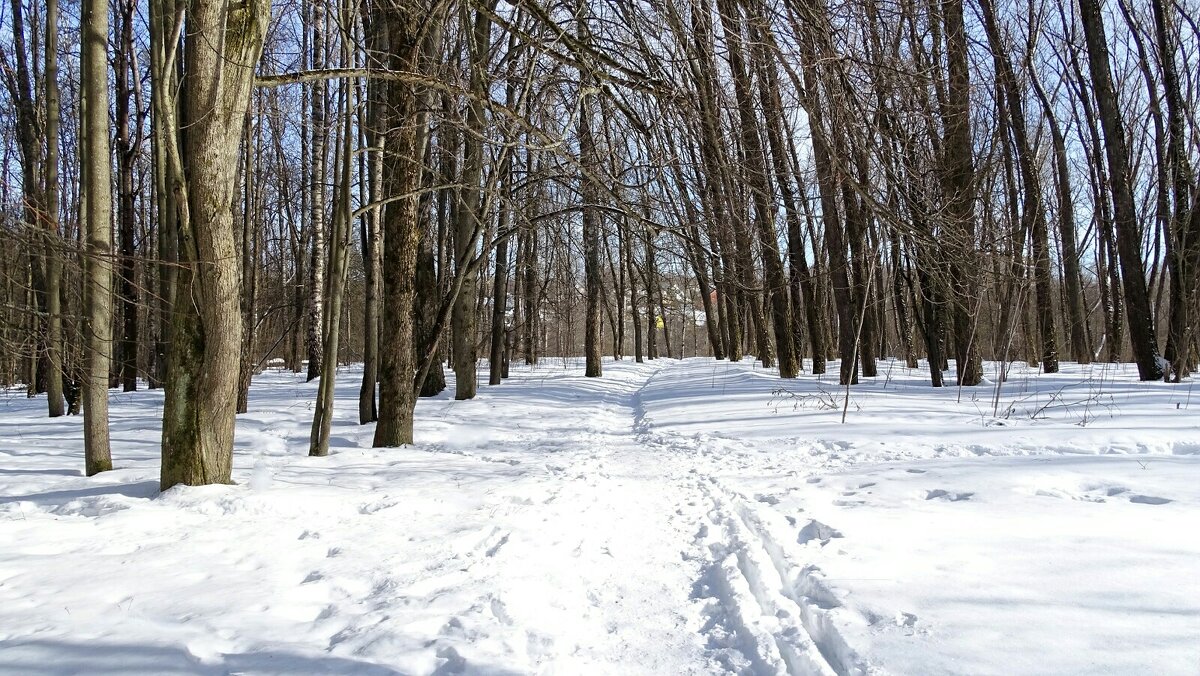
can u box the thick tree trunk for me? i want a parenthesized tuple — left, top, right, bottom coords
(938, 0, 982, 386)
(158, 0, 268, 488)
(373, 3, 440, 446)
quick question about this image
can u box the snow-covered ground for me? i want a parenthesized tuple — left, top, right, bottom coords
(1, 357, 1198, 675)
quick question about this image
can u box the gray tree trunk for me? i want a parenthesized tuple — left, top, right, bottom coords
(81, 0, 113, 475)
(158, 0, 269, 488)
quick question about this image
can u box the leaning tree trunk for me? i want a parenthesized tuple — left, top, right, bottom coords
(311, 72, 354, 457)
(720, 0, 796, 378)
(978, 0, 1057, 373)
(753, 26, 820, 373)
(158, 0, 269, 488)
(451, 5, 494, 398)
(1030, 68, 1089, 364)
(1078, 0, 1163, 380)
(1151, 0, 1199, 380)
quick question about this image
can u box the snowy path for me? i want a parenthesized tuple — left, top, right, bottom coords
(2, 357, 1199, 674)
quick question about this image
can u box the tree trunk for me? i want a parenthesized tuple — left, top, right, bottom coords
(373, 2, 441, 446)
(115, 0, 140, 392)
(489, 156, 512, 385)
(306, 4, 329, 382)
(358, 54, 383, 422)
(42, 0, 66, 415)
(1078, 0, 1163, 380)
(158, 0, 269, 488)
(940, 0, 982, 386)
(311, 67, 354, 457)
(81, 0, 113, 475)
(720, 0, 797, 377)
(579, 9, 603, 378)
(978, 0, 1057, 373)
(1030, 68, 1089, 364)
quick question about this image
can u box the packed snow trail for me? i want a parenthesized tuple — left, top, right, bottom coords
(0, 359, 851, 675)
(2, 357, 1199, 674)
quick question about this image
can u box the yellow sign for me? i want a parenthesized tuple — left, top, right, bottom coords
(655, 315, 665, 329)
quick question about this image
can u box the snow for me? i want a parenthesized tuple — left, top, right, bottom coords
(1, 357, 1198, 674)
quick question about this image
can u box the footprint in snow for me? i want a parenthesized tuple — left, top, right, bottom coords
(432, 645, 467, 675)
(797, 519, 843, 546)
(925, 489, 973, 502)
(1128, 494, 1172, 505)
(490, 596, 514, 625)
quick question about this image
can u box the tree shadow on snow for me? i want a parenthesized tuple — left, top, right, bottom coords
(0, 467, 81, 477)
(0, 480, 159, 507)
(0, 638, 527, 676)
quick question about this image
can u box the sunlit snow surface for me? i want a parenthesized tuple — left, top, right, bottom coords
(1, 358, 1198, 675)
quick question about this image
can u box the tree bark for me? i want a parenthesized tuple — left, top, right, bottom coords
(373, 0, 442, 446)
(158, 0, 269, 487)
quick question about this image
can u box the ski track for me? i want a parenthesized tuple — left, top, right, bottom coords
(629, 368, 870, 676)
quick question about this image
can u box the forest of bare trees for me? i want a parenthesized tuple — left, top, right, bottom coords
(1, 0, 1198, 485)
